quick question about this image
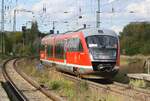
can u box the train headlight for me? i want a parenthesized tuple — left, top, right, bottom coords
(97, 64, 104, 70)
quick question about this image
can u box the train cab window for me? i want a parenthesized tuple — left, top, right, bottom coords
(47, 45, 53, 57)
(67, 38, 83, 52)
(86, 35, 117, 49)
(86, 35, 118, 60)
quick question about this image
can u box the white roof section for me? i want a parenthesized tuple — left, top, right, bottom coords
(81, 28, 118, 38)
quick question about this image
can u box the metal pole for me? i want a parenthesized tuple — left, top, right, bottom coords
(52, 21, 57, 33)
(13, 9, 16, 32)
(148, 60, 150, 74)
(53, 21, 55, 33)
(96, 0, 100, 28)
(1, 0, 5, 54)
(1, 0, 4, 31)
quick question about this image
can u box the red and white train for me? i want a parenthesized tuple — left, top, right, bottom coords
(40, 28, 120, 78)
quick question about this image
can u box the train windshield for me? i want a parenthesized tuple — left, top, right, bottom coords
(86, 35, 118, 60)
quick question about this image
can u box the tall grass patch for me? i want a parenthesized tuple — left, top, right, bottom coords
(129, 79, 146, 88)
(17, 58, 128, 101)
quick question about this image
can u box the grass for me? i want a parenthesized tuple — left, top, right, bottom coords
(113, 55, 150, 90)
(129, 79, 146, 88)
(104, 95, 122, 101)
(120, 55, 146, 73)
(113, 55, 149, 84)
(18, 58, 148, 101)
(17, 59, 90, 100)
(49, 80, 61, 90)
(0, 53, 9, 60)
(78, 81, 89, 91)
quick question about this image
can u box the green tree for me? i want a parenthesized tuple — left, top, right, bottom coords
(5, 32, 22, 55)
(27, 21, 40, 56)
(120, 22, 150, 55)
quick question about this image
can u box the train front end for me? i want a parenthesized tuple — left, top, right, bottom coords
(84, 29, 120, 78)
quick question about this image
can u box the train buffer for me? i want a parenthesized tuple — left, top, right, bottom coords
(127, 73, 150, 82)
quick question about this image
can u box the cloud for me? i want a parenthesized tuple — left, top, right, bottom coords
(32, 0, 97, 32)
(110, 25, 123, 34)
(4, 0, 150, 32)
(127, 3, 146, 14)
(126, 0, 150, 18)
(32, 0, 77, 21)
(108, 0, 116, 3)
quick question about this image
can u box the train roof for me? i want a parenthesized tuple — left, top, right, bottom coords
(42, 28, 118, 41)
(81, 28, 118, 38)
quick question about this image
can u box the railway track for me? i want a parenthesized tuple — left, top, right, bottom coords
(61, 72, 150, 101)
(2, 59, 27, 101)
(2, 58, 56, 101)
(10, 58, 150, 101)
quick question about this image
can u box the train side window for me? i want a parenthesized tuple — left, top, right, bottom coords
(55, 40, 64, 59)
(79, 40, 83, 52)
(67, 39, 74, 52)
(67, 38, 83, 52)
(47, 44, 53, 57)
(55, 42, 59, 58)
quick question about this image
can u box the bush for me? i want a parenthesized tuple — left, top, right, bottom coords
(120, 22, 150, 55)
(50, 81, 61, 90)
(140, 42, 150, 55)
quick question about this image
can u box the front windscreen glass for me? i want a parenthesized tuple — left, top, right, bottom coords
(86, 35, 118, 60)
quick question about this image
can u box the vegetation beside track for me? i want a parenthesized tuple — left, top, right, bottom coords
(0, 53, 9, 59)
(129, 79, 146, 88)
(17, 58, 122, 101)
(0, 21, 46, 57)
(114, 55, 150, 89)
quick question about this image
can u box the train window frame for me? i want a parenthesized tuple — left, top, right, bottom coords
(55, 40, 65, 59)
(79, 40, 83, 52)
(86, 35, 118, 60)
(47, 44, 53, 58)
(86, 35, 118, 49)
(67, 38, 83, 52)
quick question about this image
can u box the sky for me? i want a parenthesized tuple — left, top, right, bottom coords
(1, 0, 150, 34)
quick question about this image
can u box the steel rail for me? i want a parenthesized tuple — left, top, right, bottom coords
(14, 58, 65, 101)
(2, 58, 28, 101)
(13, 58, 150, 101)
(61, 72, 150, 101)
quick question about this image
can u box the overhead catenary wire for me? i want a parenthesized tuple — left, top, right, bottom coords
(2, 0, 149, 33)
(38, 0, 149, 32)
